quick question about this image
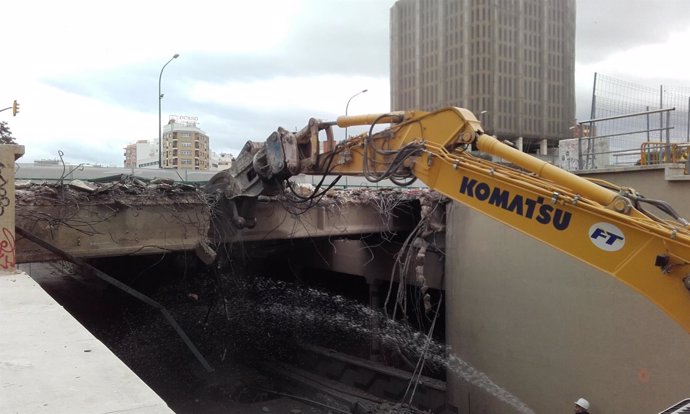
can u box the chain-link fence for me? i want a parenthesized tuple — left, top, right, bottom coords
(559, 73, 690, 172)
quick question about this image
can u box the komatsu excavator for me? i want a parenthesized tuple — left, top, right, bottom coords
(206, 107, 690, 335)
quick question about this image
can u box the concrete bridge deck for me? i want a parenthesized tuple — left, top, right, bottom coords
(15, 179, 419, 264)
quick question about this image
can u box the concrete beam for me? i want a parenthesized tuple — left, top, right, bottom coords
(16, 196, 210, 263)
(212, 201, 414, 243)
(306, 238, 444, 289)
(17, 197, 414, 263)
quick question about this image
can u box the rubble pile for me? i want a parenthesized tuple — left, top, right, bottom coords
(15, 175, 445, 212)
(15, 176, 207, 207)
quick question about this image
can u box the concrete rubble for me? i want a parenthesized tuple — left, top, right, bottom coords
(16, 175, 207, 207)
(15, 175, 446, 213)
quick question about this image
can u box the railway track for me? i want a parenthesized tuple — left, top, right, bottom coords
(258, 344, 447, 413)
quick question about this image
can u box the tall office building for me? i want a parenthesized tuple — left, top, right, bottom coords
(390, 0, 576, 144)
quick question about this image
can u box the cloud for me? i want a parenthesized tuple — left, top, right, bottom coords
(575, 25, 690, 120)
(3, 0, 396, 165)
(185, 74, 390, 154)
(576, 0, 690, 63)
(4, 0, 690, 166)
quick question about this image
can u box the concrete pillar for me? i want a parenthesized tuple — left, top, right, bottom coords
(516, 136, 523, 152)
(540, 138, 548, 155)
(0, 144, 25, 274)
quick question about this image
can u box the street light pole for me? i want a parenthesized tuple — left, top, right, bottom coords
(344, 89, 368, 139)
(158, 53, 180, 169)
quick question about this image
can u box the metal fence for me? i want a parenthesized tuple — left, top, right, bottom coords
(558, 74, 690, 173)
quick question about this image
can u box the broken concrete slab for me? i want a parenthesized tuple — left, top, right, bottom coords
(68, 179, 97, 193)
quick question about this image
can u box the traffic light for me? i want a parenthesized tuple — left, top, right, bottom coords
(12, 100, 19, 117)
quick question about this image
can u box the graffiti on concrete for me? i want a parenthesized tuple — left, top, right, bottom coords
(0, 227, 15, 270)
(0, 163, 10, 217)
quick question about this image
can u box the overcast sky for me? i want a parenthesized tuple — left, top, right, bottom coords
(2, 0, 690, 166)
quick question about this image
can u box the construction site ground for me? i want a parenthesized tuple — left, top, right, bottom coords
(8, 263, 336, 414)
(11, 260, 434, 414)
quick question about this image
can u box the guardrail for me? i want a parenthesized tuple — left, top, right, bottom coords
(639, 142, 689, 167)
(559, 108, 689, 173)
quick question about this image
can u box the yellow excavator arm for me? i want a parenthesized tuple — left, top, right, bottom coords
(207, 107, 690, 333)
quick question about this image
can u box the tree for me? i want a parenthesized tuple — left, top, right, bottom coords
(0, 121, 17, 145)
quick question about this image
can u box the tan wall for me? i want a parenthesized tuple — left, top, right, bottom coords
(445, 167, 690, 413)
(581, 167, 689, 212)
(0, 145, 24, 273)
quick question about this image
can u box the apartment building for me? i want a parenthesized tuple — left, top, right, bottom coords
(123, 139, 159, 169)
(161, 117, 210, 170)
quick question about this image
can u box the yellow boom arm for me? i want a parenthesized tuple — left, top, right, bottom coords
(208, 107, 690, 333)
